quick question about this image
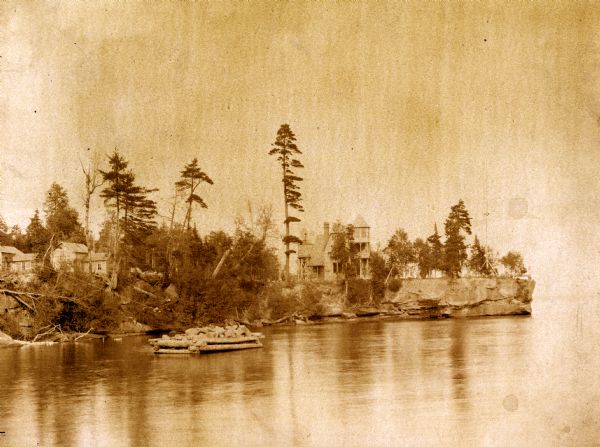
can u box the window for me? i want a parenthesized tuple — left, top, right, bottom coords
(333, 262, 340, 273)
(97, 263, 102, 271)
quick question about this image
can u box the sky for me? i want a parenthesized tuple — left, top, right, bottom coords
(1, 1, 599, 297)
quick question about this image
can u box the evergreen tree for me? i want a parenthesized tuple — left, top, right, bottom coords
(9, 225, 26, 251)
(100, 150, 157, 271)
(426, 223, 444, 274)
(99, 151, 129, 269)
(25, 209, 50, 254)
(44, 183, 84, 242)
(175, 158, 213, 230)
(0, 215, 10, 245)
(443, 199, 472, 277)
(468, 235, 494, 276)
(268, 124, 304, 280)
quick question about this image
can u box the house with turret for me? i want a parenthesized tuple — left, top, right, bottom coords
(297, 215, 371, 280)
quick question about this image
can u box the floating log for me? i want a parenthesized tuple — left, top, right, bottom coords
(198, 341, 262, 352)
(204, 336, 259, 345)
(154, 348, 192, 354)
(152, 339, 194, 348)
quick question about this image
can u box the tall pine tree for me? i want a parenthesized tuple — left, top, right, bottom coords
(426, 223, 444, 274)
(175, 158, 213, 230)
(443, 199, 472, 277)
(268, 124, 304, 280)
(100, 150, 157, 272)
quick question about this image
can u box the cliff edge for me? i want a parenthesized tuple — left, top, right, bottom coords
(385, 277, 535, 318)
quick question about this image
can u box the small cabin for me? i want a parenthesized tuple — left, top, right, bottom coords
(51, 242, 108, 276)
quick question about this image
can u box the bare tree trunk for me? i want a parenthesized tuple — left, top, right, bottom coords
(282, 156, 290, 282)
(79, 152, 103, 274)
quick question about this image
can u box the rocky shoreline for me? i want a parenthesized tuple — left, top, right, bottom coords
(1, 277, 535, 346)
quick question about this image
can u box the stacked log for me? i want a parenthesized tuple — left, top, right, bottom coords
(149, 324, 263, 354)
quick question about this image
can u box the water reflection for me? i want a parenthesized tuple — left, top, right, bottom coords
(2, 298, 600, 446)
(449, 322, 469, 413)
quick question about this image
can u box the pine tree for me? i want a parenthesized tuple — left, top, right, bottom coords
(0, 215, 9, 245)
(175, 158, 213, 230)
(426, 223, 444, 274)
(468, 235, 491, 276)
(25, 209, 50, 254)
(443, 199, 472, 277)
(100, 150, 157, 271)
(99, 151, 129, 269)
(268, 124, 304, 280)
(44, 183, 85, 242)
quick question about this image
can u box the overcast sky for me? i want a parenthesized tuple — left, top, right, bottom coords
(1, 1, 599, 296)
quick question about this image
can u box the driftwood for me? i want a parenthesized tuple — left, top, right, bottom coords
(0, 288, 93, 311)
(151, 339, 194, 348)
(32, 325, 56, 342)
(133, 286, 157, 298)
(154, 348, 192, 354)
(265, 312, 304, 325)
(211, 249, 231, 278)
(74, 328, 94, 341)
(0, 289, 36, 311)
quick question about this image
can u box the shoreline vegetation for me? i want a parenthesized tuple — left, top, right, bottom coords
(1, 126, 531, 345)
(0, 275, 535, 347)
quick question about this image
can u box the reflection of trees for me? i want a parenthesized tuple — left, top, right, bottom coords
(449, 321, 470, 414)
(1, 336, 276, 446)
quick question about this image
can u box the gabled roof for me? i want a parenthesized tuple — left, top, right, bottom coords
(353, 215, 369, 228)
(0, 246, 24, 255)
(87, 252, 108, 262)
(57, 242, 89, 253)
(308, 235, 328, 266)
(299, 234, 330, 267)
(13, 253, 36, 262)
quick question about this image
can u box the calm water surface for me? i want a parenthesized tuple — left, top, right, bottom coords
(1, 296, 599, 446)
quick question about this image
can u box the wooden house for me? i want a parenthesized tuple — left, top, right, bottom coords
(297, 216, 371, 280)
(0, 246, 36, 273)
(51, 242, 108, 276)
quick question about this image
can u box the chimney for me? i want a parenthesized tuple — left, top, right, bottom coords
(323, 222, 330, 238)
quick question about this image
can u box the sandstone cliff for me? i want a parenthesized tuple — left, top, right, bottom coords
(385, 277, 535, 318)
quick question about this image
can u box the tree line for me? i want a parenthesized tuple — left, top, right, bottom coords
(383, 199, 527, 279)
(1, 125, 526, 289)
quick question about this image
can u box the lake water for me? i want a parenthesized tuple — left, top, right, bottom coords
(1, 296, 599, 446)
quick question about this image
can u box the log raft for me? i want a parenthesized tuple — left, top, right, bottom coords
(149, 324, 263, 354)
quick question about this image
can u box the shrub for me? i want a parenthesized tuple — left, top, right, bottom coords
(0, 313, 22, 339)
(267, 288, 299, 320)
(299, 284, 323, 315)
(346, 278, 371, 305)
(387, 278, 402, 292)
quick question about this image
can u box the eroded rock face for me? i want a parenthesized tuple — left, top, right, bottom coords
(386, 278, 535, 318)
(0, 330, 15, 346)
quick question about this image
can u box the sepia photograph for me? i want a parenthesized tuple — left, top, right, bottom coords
(1, 1, 599, 445)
